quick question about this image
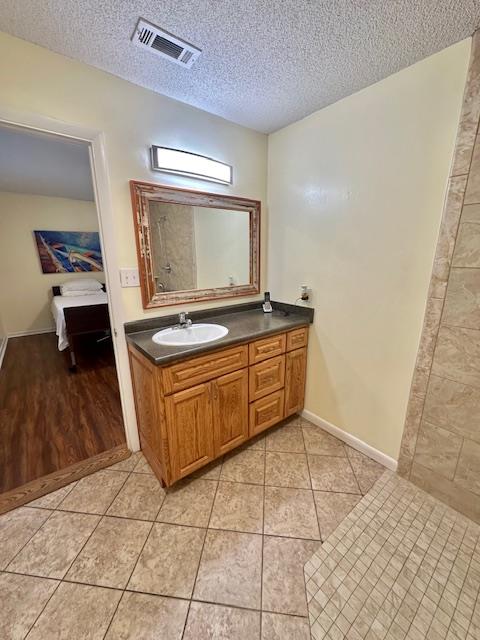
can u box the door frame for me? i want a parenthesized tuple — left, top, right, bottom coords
(0, 106, 139, 451)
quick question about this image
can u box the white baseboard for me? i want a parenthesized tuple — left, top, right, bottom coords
(0, 336, 7, 369)
(7, 327, 55, 338)
(301, 409, 398, 472)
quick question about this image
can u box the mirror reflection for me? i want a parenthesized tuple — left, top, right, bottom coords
(149, 202, 250, 293)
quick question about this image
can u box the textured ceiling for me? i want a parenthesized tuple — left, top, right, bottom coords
(1, 1, 480, 133)
(0, 126, 94, 201)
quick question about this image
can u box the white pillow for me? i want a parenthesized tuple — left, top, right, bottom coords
(60, 289, 105, 297)
(60, 278, 103, 295)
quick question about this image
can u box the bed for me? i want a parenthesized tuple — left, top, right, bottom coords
(51, 285, 110, 369)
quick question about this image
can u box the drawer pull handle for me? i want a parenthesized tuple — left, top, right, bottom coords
(261, 345, 277, 352)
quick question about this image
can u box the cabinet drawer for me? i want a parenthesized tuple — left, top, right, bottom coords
(249, 355, 285, 402)
(249, 333, 286, 364)
(287, 327, 308, 352)
(162, 345, 248, 394)
(249, 390, 285, 436)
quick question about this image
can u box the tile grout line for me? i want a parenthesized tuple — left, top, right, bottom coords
(299, 426, 323, 622)
(259, 429, 267, 639)
(3, 507, 58, 572)
(101, 513, 156, 638)
(344, 447, 364, 497)
(0, 566, 312, 621)
(3, 417, 389, 637)
(180, 460, 222, 640)
(100, 457, 162, 639)
(23, 466, 132, 639)
(304, 425, 328, 543)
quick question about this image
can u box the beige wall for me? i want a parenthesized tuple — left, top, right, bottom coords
(0, 32, 267, 323)
(267, 39, 470, 460)
(0, 310, 5, 340)
(0, 192, 101, 334)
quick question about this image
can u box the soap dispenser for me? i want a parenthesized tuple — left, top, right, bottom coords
(262, 291, 273, 313)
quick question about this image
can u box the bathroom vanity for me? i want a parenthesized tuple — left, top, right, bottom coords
(125, 302, 313, 486)
(127, 181, 313, 486)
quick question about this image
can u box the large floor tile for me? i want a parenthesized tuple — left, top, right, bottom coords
(66, 516, 151, 588)
(183, 601, 261, 640)
(193, 529, 262, 609)
(313, 491, 362, 539)
(157, 478, 217, 527)
(262, 536, 319, 616)
(192, 458, 223, 480)
(107, 473, 165, 520)
(265, 451, 311, 488)
(59, 469, 128, 514)
(432, 325, 480, 389)
(28, 482, 77, 509)
(27, 581, 122, 640)
(302, 426, 346, 456)
(244, 433, 266, 450)
(261, 612, 311, 640)
(0, 507, 51, 569)
(209, 481, 264, 533)
(105, 591, 189, 640)
(132, 452, 155, 475)
(220, 449, 265, 484)
(107, 451, 141, 472)
(455, 438, 480, 496)
(281, 415, 307, 428)
(0, 572, 58, 640)
(264, 486, 320, 540)
(128, 522, 205, 598)
(346, 447, 385, 494)
(265, 425, 305, 453)
(414, 421, 462, 481)
(307, 455, 360, 493)
(452, 222, 480, 267)
(7, 510, 99, 579)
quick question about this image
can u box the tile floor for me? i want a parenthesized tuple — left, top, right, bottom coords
(0, 415, 386, 639)
(305, 471, 480, 640)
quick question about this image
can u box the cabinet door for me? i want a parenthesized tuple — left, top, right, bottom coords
(213, 368, 249, 456)
(284, 348, 307, 417)
(165, 383, 214, 481)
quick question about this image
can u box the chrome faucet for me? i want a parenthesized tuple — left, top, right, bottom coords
(178, 312, 192, 328)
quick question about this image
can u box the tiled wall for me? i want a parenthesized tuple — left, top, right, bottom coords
(398, 32, 480, 524)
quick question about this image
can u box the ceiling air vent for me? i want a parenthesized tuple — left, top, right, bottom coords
(132, 19, 201, 68)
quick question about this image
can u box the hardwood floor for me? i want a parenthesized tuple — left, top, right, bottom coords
(0, 332, 126, 493)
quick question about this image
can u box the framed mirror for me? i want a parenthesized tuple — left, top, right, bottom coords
(130, 181, 260, 308)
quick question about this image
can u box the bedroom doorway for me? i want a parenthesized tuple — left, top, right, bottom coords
(0, 123, 128, 509)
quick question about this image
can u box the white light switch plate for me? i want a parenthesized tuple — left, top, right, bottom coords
(120, 267, 140, 287)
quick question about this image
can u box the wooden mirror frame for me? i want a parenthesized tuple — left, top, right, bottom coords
(130, 181, 261, 308)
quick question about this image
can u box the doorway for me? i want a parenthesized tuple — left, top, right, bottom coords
(0, 123, 131, 511)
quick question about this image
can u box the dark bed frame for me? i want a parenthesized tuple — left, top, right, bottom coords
(52, 285, 111, 370)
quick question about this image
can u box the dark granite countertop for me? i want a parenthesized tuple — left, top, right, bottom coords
(125, 300, 314, 365)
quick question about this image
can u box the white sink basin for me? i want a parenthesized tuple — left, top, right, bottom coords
(152, 323, 229, 347)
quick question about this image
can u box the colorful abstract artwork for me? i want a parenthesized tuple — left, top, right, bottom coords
(34, 230, 103, 273)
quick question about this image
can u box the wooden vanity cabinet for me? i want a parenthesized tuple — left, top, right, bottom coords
(128, 325, 308, 486)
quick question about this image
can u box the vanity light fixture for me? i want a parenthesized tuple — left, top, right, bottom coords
(150, 146, 233, 185)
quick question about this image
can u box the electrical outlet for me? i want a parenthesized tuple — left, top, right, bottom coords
(120, 267, 140, 287)
(300, 285, 311, 301)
